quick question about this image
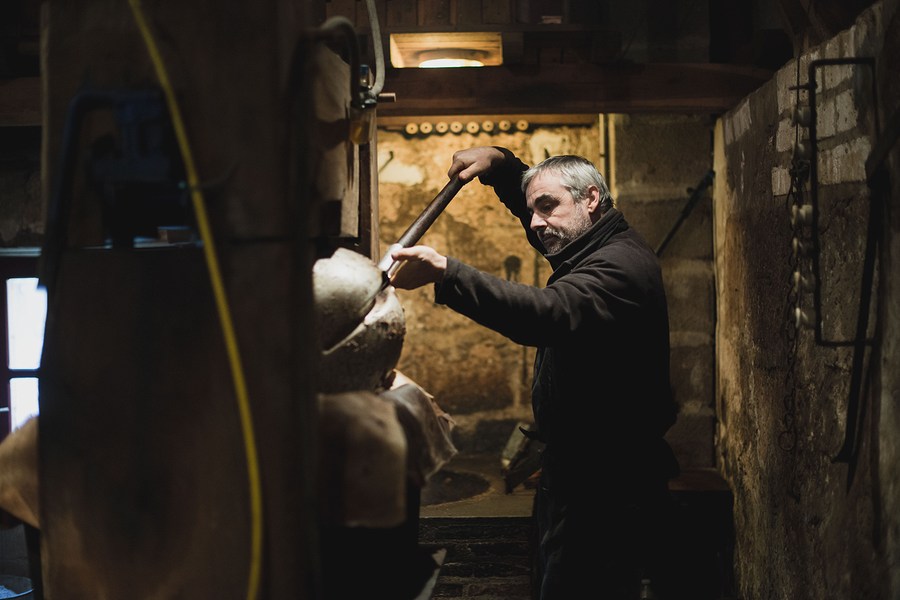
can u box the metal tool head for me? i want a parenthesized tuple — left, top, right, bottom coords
(312, 248, 406, 393)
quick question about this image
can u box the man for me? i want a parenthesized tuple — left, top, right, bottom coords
(391, 146, 682, 598)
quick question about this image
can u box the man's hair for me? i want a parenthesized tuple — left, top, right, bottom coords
(521, 155, 614, 213)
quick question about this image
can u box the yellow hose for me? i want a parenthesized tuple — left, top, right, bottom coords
(126, 2, 264, 598)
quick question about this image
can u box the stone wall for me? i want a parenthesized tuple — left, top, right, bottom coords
(714, 1, 900, 597)
(377, 114, 716, 469)
(611, 114, 717, 470)
(3, 108, 719, 477)
(377, 123, 596, 451)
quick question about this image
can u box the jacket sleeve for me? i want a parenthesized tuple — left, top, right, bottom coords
(435, 255, 641, 348)
(477, 147, 545, 253)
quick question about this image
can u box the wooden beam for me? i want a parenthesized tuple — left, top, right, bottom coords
(377, 112, 597, 128)
(0, 77, 41, 126)
(378, 62, 773, 116)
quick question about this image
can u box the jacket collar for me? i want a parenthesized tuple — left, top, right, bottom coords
(545, 208, 628, 274)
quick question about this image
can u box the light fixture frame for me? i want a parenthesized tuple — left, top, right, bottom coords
(389, 32, 503, 68)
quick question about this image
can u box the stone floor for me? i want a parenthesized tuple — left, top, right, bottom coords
(419, 516, 533, 600)
(418, 452, 535, 599)
(416, 452, 737, 599)
(420, 452, 535, 519)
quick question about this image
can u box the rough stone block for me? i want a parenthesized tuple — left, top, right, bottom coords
(661, 259, 716, 333)
(817, 89, 859, 139)
(771, 164, 792, 197)
(817, 138, 871, 184)
(665, 412, 715, 470)
(612, 114, 712, 195)
(724, 98, 752, 145)
(775, 117, 794, 153)
(670, 340, 715, 411)
(618, 195, 713, 260)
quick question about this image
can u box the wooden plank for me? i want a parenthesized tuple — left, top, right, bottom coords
(355, 0, 374, 28)
(311, 45, 359, 238)
(456, 0, 482, 25)
(41, 2, 321, 599)
(358, 138, 380, 259)
(378, 62, 773, 116)
(412, 548, 447, 600)
(525, 0, 565, 23)
(326, 0, 359, 21)
(41, 249, 249, 599)
(390, 31, 503, 67)
(482, 0, 511, 24)
(377, 112, 597, 127)
(0, 78, 41, 126)
(387, 0, 418, 27)
(421, 0, 452, 26)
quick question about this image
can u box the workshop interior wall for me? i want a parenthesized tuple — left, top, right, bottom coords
(376, 123, 585, 452)
(3, 112, 719, 475)
(2, 2, 896, 594)
(714, 1, 900, 598)
(376, 114, 717, 469)
(0, 127, 42, 247)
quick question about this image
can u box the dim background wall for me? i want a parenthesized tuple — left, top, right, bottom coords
(714, 1, 900, 598)
(376, 114, 717, 470)
(6, 111, 719, 469)
(0, 127, 41, 247)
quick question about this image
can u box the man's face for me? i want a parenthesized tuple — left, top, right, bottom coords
(525, 171, 596, 254)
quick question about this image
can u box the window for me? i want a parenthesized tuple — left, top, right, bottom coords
(1, 251, 44, 442)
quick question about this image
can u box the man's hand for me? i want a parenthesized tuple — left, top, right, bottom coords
(390, 246, 448, 290)
(448, 146, 506, 182)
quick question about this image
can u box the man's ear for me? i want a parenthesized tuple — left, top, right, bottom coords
(586, 186, 602, 216)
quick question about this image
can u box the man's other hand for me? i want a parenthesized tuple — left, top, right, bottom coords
(448, 146, 506, 182)
(390, 246, 448, 290)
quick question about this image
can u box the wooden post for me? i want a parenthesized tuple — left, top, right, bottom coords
(40, 2, 321, 597)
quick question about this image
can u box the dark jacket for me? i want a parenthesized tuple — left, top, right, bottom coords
(434, 150, 678, 496)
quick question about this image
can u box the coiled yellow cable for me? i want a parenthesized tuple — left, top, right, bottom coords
(126, 2, 264, 598)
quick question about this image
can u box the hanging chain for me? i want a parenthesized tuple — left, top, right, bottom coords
(780, 171, 803, 454)
(779, 55, 812, 502)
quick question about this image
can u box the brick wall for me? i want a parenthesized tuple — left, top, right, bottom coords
(715, 1, 900, 597)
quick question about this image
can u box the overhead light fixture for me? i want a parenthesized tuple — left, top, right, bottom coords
(390, 32, 503, 68)
(418, 58, 483, 68)
(417, 49, 486, 68)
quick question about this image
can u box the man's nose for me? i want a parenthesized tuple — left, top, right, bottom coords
(530, 213, 546, 231)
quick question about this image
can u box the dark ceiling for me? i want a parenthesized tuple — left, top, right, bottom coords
(314, 0, 880, 116)
(0, 0, 882, 119)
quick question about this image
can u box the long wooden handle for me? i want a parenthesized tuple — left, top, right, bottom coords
(376, 176, 466, 273)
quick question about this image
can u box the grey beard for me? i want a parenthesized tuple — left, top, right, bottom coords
(539, 212, 593, 253)
(539, 227, 572, 253)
